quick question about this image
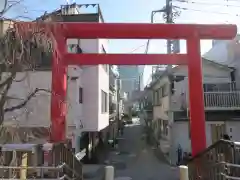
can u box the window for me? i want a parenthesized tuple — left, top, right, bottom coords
(162, 120, 168, 137)
(101, 46, 108, 72)
(153, 88, 163, 106)
(101, 90, 108, 113)
(158, 88, 162, 98)
(79, 87, 83, 103)
(154, 90, 158, 105)
(162, 84, 169, 97)
(203, 83, 236, 92)
(203, 84, 217, 92)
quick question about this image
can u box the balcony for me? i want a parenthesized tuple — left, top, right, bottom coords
(179, 82, 240, 110)
(181, 91, 240, 110)
(204, 91, 240, 110)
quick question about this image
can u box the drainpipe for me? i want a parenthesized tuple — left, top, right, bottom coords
(75, 51, 82, 153)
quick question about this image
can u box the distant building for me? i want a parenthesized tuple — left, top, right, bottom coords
(118, 65, 144, 97)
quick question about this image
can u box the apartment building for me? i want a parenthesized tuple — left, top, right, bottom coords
(144, 58, 240, 165)
(1, 4, 112, 162)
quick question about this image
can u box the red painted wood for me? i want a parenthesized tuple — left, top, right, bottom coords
(50, 37, 67, 142)
(16, 22, 237, 39)
(61, 23, 237, 39)
(64, 54, 188, 65)
(187, 36, 207, 156)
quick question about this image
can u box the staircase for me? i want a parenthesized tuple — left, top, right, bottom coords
(188, 140, 240, 180)
(0, 142, 83, 180)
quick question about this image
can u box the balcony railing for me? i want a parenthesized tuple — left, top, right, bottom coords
(182, 91, 240, 110)
(204, 91, 240, 109)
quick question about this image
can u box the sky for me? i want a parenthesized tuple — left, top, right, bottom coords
(3, 0, 240, 86)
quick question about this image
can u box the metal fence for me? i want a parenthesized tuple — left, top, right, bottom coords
(188, 140, 240, 180)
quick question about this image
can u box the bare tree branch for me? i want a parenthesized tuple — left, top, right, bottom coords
(4, 88, 51, 112)
(2, 0, 22, 15)
(0, 0, 59, 144)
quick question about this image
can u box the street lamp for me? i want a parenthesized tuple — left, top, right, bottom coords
(145, 8, 166, 54)
(151, 8, 166, 23)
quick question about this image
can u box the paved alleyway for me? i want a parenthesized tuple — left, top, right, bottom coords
(106, 118, 179, 180)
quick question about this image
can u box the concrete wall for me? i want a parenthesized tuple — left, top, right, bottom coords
(170, 121, 223, 164)
(170, 120, 240, 164)
(4, 71, 52, 127)
(225, 121, 240, 142)
(4, 39, 109, 133)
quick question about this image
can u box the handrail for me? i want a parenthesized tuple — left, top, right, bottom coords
(188, 139, 240, 179)
(221, 173, 240, 180)
(59, 174, 73, 180)
(188, 139, 235, 162)
(61, 163, 82, 179)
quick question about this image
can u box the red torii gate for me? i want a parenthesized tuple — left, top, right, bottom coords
(15, 22, 237, 156)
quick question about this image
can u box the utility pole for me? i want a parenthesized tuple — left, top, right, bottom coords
(166, 0, 173, 55)
(165, 0, 175, 165)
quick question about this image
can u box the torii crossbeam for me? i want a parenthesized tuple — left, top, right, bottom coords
(15, 22, 237, 156)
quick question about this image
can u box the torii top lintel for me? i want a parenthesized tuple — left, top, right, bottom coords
(16, 22, 237, 40)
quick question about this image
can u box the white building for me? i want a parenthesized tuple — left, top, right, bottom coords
(4, 39, 109, 139)
(2, 5, 110, 150)
(146, 58, 240, 165)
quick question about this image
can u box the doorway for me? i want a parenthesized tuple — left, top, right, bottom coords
(211, 123, 226, 143)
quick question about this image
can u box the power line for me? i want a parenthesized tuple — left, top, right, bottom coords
(174, 5, 240, 16)
(224, 0, 240, 1)
(175, 0, 240, 8)
(128, 42, 148, 53)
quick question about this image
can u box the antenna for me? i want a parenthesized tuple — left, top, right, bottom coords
(62, 0, 76, 15)
(65, 0, 75, 4)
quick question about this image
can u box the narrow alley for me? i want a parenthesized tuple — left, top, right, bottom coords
(104, 118, 179, 180)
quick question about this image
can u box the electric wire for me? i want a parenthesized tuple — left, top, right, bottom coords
(174, 5, 240, 16)
(174, 0, 240, 8)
